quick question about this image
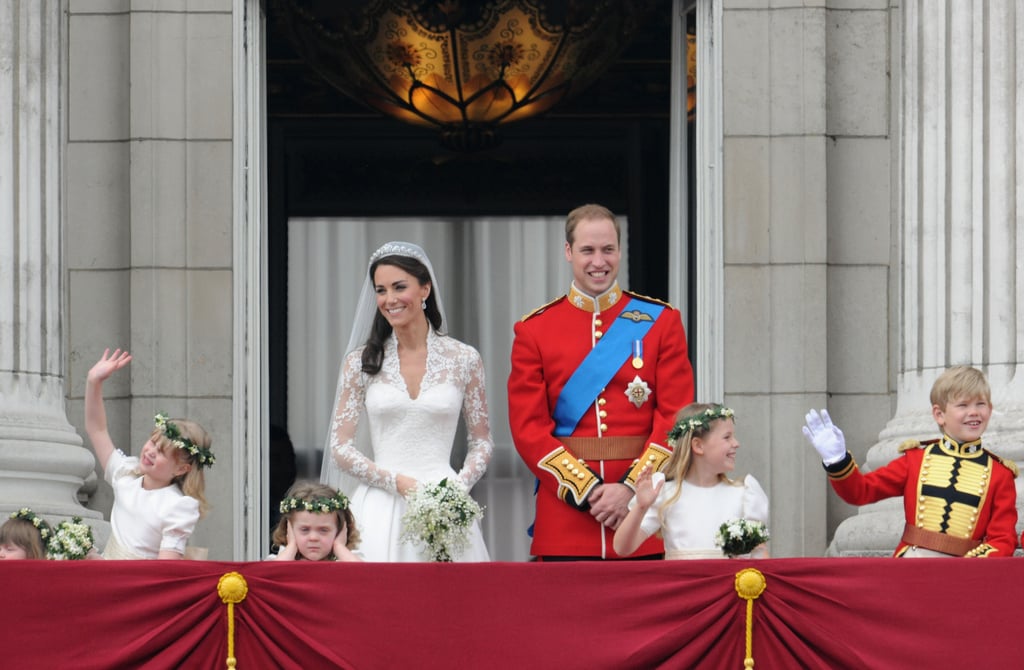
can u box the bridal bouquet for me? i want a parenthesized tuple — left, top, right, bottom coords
(400, 478, 484, 562)
(715, 518, 769, 558)
(47, 516, 95, 560)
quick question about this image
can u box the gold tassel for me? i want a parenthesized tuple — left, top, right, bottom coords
(218, 571, 249, 669)
(734, 568, 767, 669)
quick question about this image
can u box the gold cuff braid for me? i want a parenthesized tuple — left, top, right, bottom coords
(623, 443, 672, 489)
(539, 447, 600, 507)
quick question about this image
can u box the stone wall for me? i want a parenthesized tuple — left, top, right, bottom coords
(720, 0, 896, 555)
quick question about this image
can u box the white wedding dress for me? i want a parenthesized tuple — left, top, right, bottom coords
(324, 329, 493, 562)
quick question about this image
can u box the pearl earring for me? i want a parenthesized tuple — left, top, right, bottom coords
(422, 300, 427, 310)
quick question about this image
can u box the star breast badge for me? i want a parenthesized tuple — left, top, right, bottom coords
(625, 375, 652, 408)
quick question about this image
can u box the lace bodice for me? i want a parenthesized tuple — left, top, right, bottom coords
(328, 329, 494, 493)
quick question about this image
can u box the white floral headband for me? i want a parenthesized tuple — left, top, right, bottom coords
(9, 508, 52, 542)
(154, 413, 215, 469)
(667, 405, 735, 447)
(279, 491, 350, 515)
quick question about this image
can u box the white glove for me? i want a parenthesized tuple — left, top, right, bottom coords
(802, 409, 847, 465)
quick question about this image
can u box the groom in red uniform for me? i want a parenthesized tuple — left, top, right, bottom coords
(508, 204, 694, 560)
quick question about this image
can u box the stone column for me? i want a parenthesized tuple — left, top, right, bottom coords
(829, 0, 1024, 555)
(0, 1, 98, 523)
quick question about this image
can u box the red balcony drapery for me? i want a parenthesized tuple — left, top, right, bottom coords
(6, 558, 1021, 669)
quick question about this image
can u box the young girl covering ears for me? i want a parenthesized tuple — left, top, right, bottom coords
(85, 348, 215, 559)
(269, 481, 363, 562)
(614, 403, 770, 559)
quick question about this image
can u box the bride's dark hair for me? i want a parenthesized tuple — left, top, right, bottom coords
(361, 254, 443, 375)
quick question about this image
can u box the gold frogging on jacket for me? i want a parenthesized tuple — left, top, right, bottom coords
(915, 447, 991, 540)
(898, 437, 1012, 556)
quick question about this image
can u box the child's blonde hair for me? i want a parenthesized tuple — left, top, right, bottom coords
(149, 418, 212, 517)
(930, 365, 992, 409)
(658, 402, 739, 520)
(272, 481, 360, 558)
(0, 514, 49, 559)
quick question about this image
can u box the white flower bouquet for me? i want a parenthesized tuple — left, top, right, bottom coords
(400, 478, 484, 562)
(715, 518, 769, 558)
(47, 516, 95, 560)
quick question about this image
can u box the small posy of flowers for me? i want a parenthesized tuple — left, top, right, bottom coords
(400, 478, 484, 562)
(715, 518, 769, 558)
(46, 516, 95, 560)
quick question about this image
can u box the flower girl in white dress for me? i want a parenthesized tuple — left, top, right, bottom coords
(320, 242, 493, 562)
(85, 348, 214, 559)
(614, 403, 769, 560)
(268, 482, 362, 562)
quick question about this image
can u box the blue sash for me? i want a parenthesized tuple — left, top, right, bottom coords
(552, 298, 664, 435)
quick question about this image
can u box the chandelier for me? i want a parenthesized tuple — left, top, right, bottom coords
(269, 0, 663, 150)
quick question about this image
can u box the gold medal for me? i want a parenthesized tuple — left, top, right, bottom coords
(631, 339, 643, 369)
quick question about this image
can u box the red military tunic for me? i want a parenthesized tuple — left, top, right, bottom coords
(825, 436, 1019, 557)
(508, 281, 694, 558)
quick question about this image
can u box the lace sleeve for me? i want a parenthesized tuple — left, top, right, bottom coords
(455, 345, 494, 490)
(328, 351, 397, 493)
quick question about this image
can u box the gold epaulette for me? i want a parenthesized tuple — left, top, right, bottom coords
(898, 437, 939, 453)
(991, 453, 1020, 477)
(624, 290, 675, 310)
(519, 295, 565, 322)
(623, 443, 672, 489)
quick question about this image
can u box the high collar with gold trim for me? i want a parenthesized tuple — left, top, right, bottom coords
(936, 434, 984, 457)
(567, 281, 623, 313)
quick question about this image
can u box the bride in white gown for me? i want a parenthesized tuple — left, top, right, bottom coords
(320, 241, 493, 562)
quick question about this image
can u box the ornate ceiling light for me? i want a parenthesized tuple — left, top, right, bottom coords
(269, 0, 663, 150)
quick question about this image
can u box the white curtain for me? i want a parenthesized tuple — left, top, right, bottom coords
(287, 216, 629, 561)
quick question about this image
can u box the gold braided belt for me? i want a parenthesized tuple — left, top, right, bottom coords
(561, 436, 646, 461)
(901, 523, 980, 557)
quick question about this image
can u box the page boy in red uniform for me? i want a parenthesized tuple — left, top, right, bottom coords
(803, 366, 1018, 557)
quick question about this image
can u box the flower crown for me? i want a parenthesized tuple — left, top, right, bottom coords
(47, 516, 95, 560)
(667, 405, 736, 447)
(154, 413, 215, 469)
(279, 491, 350, 515)
(10, 508, 52, 541)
